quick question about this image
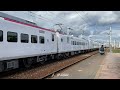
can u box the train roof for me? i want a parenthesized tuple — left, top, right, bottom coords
(0, 12, 37, 26)
(0, 12, 55, 33)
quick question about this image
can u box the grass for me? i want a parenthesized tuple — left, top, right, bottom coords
(112, 49, 120, 53)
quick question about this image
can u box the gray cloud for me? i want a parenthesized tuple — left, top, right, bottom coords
(1, 11, 120, 43)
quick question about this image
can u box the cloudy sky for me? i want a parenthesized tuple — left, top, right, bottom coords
(1, 11, 120, 43)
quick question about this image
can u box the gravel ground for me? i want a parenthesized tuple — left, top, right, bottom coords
(0, 51, 98, 79)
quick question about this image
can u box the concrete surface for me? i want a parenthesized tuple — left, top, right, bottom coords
(95, 53, 120, 79)
(50, 53, 106, 79)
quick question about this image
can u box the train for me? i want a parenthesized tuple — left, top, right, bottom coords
(0, 12, 100, 72)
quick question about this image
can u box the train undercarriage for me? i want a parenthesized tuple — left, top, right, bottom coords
(0, 48, 98, 73)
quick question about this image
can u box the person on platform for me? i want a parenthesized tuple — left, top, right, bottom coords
(99, 45, 105, 55)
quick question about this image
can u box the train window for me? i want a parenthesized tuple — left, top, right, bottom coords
(80, 42, 81, 45)
(84, 43, 85, 45)
(39, 36, 44, 44)
(7, 31, 17, 42)
(67, 37, 69, 43)
(61, 38, 63, 42)
(82, 42, 83, 45)
(83, 42, 84, 45)
(81, 42, 83, 45)
(47, 39, 49, 42)
(72, 41, 74, 45)
(75, 41, 76, 45)
(0, 30, 3, 42)
(31, 35, 37, 43)
(21, 33, 29, 43)
(52, 34, 54, 41)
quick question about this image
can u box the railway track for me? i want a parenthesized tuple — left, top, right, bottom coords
(0, 51, 98, 79)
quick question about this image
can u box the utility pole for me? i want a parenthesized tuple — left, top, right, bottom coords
(119, 42, 120, 48)
(109, 27, 112, 53)
(114, 40, 116, 49)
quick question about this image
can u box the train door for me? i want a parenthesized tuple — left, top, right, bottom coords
(51, 33, 57, 53)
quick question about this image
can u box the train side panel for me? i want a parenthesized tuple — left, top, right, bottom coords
(0, 17, 57, 61)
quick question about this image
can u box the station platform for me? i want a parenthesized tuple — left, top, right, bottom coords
(95, 53, 120, 79)
(50, 52, 120, 79)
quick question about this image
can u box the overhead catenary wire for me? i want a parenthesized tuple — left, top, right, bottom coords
(28, 11, 62, 26)
(45, 11, 78, 34)
(47, 11, 67, 22)
(81, 11, 110, 43)
(46, 11, 76, 30)
(75, 11, 105, 42)
(81, 11, 99, 33)
(30, 11, 92, 34)
(28, 11, 73, 34)
(29, 11, 98, 36)
(75, 11, 98, 31)
(75, 11, 90, 26)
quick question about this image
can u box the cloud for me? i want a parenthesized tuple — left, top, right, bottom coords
(98, 11, 118, 24)
(1, 11, 120, 42)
